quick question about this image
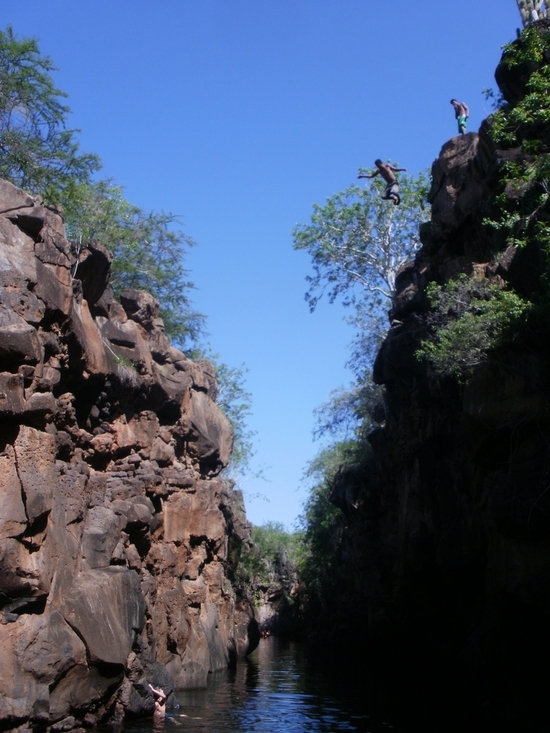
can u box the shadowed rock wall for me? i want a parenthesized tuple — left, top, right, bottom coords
(0, 180, 259, 731)
(326, 30, 550, 730)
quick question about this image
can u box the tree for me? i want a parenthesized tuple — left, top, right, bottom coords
(296, 442, 351, 613)
(0, 25, 99, 201)
(190, 351, 259, 481)
(292, 170, 429, 314)
(293, 170, 427, 452)
(64, 179, 205, 346)
(0, 26, 257, 477)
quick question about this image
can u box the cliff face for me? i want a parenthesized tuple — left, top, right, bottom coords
(329, 26, 550, 728)
(0, 180, 259, 730)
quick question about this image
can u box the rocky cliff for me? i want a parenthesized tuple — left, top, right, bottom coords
(327, 23, 550, 730)
(0, 179, 259, 731)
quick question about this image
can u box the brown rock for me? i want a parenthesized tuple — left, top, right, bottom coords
(0, 180, 36, 213)
(0, 444, 27, 539)
(120, 289, 159, 330)
(14, 426, 57, 522)
(81, 506, 121, 569)
(187, 390, 233, 474)
(58, 567, 145, 666)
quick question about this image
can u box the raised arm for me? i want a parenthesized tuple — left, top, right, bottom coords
(358, 170, 379, 179)
(149, 684, 166, 699)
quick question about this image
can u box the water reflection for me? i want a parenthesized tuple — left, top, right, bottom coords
(114, 638, 403, 733)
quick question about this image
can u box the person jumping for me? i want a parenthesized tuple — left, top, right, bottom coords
(358, 159, 407, 205)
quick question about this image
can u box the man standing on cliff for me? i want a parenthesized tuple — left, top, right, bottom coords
(450, 99, 470, 135)
(358, 159, 407, 205)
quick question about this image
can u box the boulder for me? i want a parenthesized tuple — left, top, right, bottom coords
(187, 390, 233, 474)
(14, 426, 57, 522)
(58, 567, 145, 666)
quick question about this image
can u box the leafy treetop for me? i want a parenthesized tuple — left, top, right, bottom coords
(0, 25, 99, 202)
(293, 170, 429, 314)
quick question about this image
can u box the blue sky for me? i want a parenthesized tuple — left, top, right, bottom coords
(3, 1, 520, 529)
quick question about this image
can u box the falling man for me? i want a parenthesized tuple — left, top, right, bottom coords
(358, 159, 407, 205)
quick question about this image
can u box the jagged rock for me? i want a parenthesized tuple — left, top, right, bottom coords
(0, 180, 36, 213)
(74, 241, 112, 306)
(427, 133, 486, 242)
(58, 567, 145, 666)
(0, 177, 258, 730)
(120, 289, 159, 330)
(186, 389, 233, 474)
(81, 506, 121, 569)
(14, 426, 57, 522)
(494, 19, 550, 105)
(0, 445, 27, 540)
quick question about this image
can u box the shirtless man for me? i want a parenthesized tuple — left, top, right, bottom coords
(149, 683, 167, 722)
(358, 159, 407, 205)
(450, 99, 470, 135)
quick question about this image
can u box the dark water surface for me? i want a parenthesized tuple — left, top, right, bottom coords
(118, 638, 405, 733)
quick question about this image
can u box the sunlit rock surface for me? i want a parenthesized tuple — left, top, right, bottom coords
(0, 179, 259, 730)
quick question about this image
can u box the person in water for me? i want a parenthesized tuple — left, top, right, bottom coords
(358, 159, 407, 205)
(450, 99, 470, 135)
(149, 683, 167, 720)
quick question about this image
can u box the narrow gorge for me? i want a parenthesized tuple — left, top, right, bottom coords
(3, 17, 550, 733)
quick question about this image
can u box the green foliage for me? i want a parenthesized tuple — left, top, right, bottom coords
(293, 171, 429, 313)
(0, 25, 204, 348)
(490, 25, 550, 148)
(64, 179, 205, 346)
(0, 26, 257, 480)
(313, 375, 384, 443)
(418, 274, 529, 380)
(252, 521, 301, 563)
(293, 171, 429, 616)
(483, 25, 550, 259)
(0, 25, 99, 202)
(198, 355, 257, 480)
(233, 522, 300, 587)
(296, 442, 351, 609)
(483, 157, 550, 251)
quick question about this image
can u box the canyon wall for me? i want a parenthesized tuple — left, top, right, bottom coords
(0, 179, 259, 731)
(327, 24, 550, 729)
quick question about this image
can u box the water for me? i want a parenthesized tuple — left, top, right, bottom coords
(118, 638, 404, 733)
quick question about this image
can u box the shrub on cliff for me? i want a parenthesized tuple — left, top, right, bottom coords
(63, 179, 205, 345)
(485, 23, 550, 256)
(295, 442, 351, 620)
(417, 275, 529, 380)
